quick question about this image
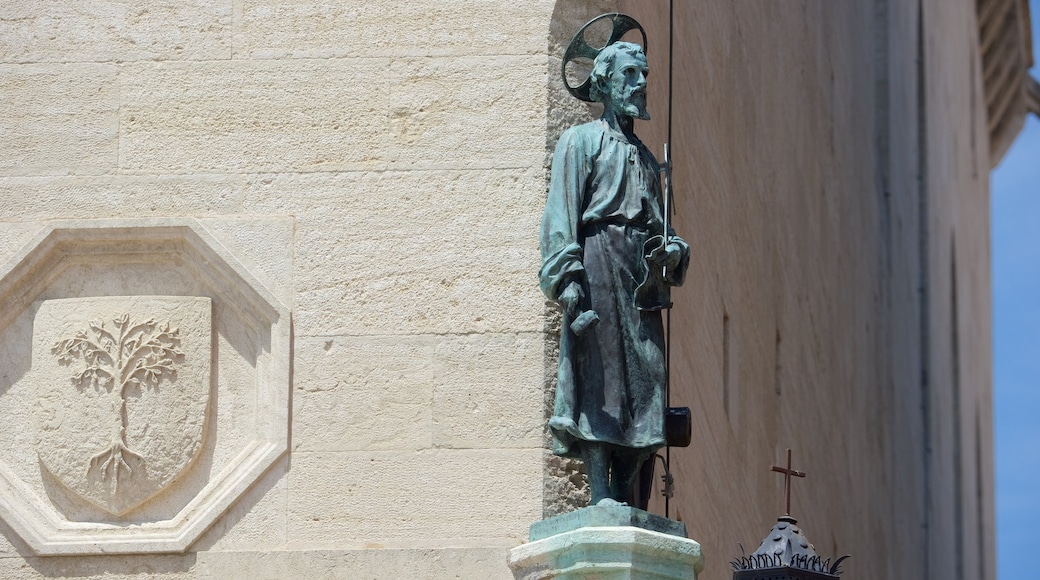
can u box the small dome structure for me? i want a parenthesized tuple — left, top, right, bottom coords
(731, 515, 848, 579)
(732, 449, 849, 579)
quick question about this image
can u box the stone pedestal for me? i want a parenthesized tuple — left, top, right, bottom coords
(507, 506, 704, 580)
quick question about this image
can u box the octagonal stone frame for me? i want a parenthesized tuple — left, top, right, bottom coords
(0, 218, 290, 555)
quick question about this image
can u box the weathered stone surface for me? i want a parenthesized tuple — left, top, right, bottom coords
(0, 212, 291, 314)
(33, 296, 211, 516)
(0, 546, 521, 579)
(195, 216, 295, 309)
(0, 553, 195, 579)
(0, 1, 232, 63)
(0, 64, 117, 176)
(191, 455, 288, 553)
(233, 0, 554, 59)
(291, 259, 543, 337)
(292, 335, 435, 453)
(543, 453, 589, 519)
(292, 333, 541, 452)
(286, 449, 541, 548)
(239, 169, 545, 336)
(388, 56, 546, 169)
(429, 333, 544, 448)
(195, 547, 516, 579)
(0, 175, 245, 219)
(0, 221, 40, 262)
(389, 1, 555, 57)
(231, 2, 395, 60)
(119, 60, 390, 173)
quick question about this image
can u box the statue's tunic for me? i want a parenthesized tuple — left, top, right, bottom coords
(540, 119, 689, 459)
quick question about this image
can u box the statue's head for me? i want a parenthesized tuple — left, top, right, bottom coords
(589, 41, 650, 121)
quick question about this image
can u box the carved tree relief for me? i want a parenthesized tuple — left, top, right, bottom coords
(52, 314, 184, 490)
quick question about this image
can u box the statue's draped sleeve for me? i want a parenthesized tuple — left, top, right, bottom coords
(539, 127, 594, 301)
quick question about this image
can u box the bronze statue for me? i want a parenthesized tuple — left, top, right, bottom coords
(540, 15, 689, 507)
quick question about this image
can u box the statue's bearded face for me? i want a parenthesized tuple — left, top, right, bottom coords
(608, 51, 650, 121)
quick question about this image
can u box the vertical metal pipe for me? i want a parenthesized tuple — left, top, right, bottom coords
(664, 0, 674, 520)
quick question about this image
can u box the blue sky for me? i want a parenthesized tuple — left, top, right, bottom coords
(991, 3, 1040, 577)
(994, 119, 1040, 579)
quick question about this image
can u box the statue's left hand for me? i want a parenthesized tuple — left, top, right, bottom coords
(648, 242, 683, 271)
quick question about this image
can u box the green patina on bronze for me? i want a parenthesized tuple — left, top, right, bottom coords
(530, 504, 688, 541)
(540, 32, 689, 507)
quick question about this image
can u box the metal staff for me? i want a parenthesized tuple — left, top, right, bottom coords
(663, 0, 676, 521)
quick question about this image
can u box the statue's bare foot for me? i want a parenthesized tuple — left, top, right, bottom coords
(595, 497, 628, 507)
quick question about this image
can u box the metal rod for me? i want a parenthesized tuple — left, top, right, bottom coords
(664, 0, 674, 521)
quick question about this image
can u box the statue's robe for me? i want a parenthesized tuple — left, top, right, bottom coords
(540, 119, 690, 459)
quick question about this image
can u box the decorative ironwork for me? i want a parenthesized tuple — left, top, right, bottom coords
(730, 448, 849, 579)
(731, 548, 848, 575)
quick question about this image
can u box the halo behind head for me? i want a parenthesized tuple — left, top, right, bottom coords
(562, 13, 647, 102)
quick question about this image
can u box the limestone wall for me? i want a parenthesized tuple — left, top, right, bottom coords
(0, 1, 995, 579)
(0, 1, 586, 577)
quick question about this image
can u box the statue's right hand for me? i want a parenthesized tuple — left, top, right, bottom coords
(558, 281, 584, 316)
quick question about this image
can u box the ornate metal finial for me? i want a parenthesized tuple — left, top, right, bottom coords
(730, 448, 849, 578)
(771, 448, 805, 517)
(562, 13, 647, 102)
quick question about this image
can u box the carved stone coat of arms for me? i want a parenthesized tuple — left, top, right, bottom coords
(31, 296, 212, 516)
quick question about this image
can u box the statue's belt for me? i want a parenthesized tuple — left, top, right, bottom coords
(584, 220, 654, 235)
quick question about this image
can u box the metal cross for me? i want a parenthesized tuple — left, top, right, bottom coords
(771, 448, 806, 516)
